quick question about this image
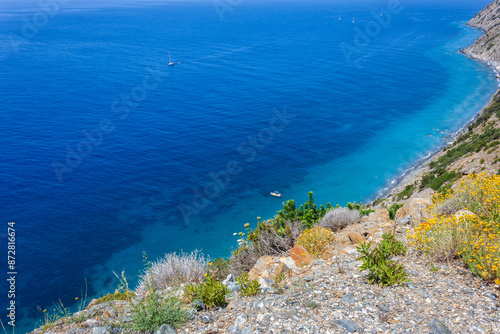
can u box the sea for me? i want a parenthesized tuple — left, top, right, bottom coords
(0, 0, 497, 332)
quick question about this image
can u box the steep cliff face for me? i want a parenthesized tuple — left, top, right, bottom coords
(463, 0, 500, 64)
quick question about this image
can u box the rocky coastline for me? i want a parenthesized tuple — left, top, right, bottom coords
(29, 2, 500, 334)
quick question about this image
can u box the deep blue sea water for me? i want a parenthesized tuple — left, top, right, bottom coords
(0, 0, 497, 332)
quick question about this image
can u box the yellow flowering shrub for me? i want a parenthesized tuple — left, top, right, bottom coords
(297, 226, 335, 258)
(410, 173, 500, 282)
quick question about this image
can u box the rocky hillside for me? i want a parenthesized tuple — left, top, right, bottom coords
(463, 0, 500, 64)
(30, 199, 500, 334)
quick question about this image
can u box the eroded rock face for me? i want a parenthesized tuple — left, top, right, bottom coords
(289, 245, 313, 267)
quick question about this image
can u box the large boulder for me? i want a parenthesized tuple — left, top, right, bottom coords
(395, 190, 434, 226)
(248, 256, 295, 281)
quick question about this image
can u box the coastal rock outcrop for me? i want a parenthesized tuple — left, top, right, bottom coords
(462, 0, 500, 65)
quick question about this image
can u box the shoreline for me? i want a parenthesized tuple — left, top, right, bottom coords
(371, 22, 500, 202)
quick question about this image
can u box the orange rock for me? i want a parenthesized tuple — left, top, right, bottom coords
(289, 245, 313, 267)
(348, 232, 365, 244)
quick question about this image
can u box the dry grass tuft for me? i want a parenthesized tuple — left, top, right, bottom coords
(319, 207, 360, 232)
(135, 250, 208, 298)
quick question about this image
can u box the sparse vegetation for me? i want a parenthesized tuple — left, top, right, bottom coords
(135, 250, 208, 298)
(236, 273, 261, 297)
(130, 291, 191, 332)
(92, 291, 135, 306)
(319, 207, 360, 232)
(357, 232, 408, 287)
(296, 226, 335, 258)
(411, 173, 500, 283)
(396, 184, 415, 200)
(184, 276, 229, 309)
(388, 203, 404, 220)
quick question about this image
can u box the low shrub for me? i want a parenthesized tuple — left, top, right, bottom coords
(411, 173, 500, 283)
(236, 273, 261, 297)
(136, 250, 208, 298)
(93, 291, 134, 305)
(319, 207, 360, 232)
(296, 226, 335, 258)
(130, 291, 191, 332)
(346, 201, 374, 216)
(184, 276, 229, 309)
(357, 232, 408, 287)
(388, 203, 403, 220)
(229, 220, 302, 277)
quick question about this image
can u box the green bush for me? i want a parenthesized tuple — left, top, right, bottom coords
(130, 291, 190, 332)
(345, 201, 374, 216)
(236, 273, 261, 297)
(356, 232, 408, 287)
(274, 192, 331, 229)
(378, 232, 407, 257)
(184, 276, 229, 309)
(388, 203, 403, 220)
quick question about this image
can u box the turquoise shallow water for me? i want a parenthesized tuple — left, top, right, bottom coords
(0, 0, 497, 331)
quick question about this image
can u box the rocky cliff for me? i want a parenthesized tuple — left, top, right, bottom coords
(463, 0, 500, 64)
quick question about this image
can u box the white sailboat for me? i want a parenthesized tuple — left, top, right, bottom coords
(168, 51, 175, 66)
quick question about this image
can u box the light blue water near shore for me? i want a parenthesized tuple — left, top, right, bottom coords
(0, 0, 497, 332)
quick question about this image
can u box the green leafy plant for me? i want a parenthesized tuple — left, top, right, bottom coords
(378, 232, 407, 257)
(236, 273, 261, 297)
(274, 192, 332, 229)
(388, 203, 404, 220)
(346, 201, 374, 216)
(356, 232, 409, 287)
(184, 276, 229, 309)
(130, 291, 191, 332)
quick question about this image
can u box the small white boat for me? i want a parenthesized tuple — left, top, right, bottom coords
(270, 191, 282, 198)
(168, 51, 175, 66)
(352, 17, 355, 23)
